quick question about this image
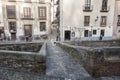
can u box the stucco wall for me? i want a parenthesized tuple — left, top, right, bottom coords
(60, 0, 115, 41)
(113, 0, 120, 39)
(0, 0, 4, 27)
(2, 0, 51, 40)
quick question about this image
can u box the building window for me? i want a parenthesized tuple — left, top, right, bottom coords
(101, 16, 107, 27)
(24, 0, 31, 3)
(9, 22, 16, 32)
(8, 0, 16, 2)
(83, 0, 93, 11)
(6, 5, 16, 19)
(93, 30, 97, 35)
(101, 0, 108, 12)
(40, 22, 46, 31)
(23, 7, 31, 18)
(117, 15, 120, 26)
(38, 7, 46, 20)
(85, 0, 91, 9)
(84, 30, 89, 37)
(100, 29, 105, 36)
(39, 0, 45, 3)
(84, 16, 90, 26)
(118, 30, 120, 32)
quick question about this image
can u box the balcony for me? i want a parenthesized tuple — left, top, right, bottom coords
(8, 0, 16, 2)
(7, 15, 16, 19)
(100, 23, 107, 27)
(84, 22, 90, 26)
(39, 1, 45, 4)
(100, 6, 110, 12)
(83, 5, 93, 12)
(24, 0, 31, 3)
(39, 17, 46, 20)
(10, 29, 16, 33)
(21, 16, 34, 20)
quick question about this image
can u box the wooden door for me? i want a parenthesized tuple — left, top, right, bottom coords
(24, 25, 32, 36)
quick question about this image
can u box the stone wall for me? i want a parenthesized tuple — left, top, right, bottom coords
(0, 43, 43, 52)
(0, 42, 47, 73)
(56, 42, 120, 78)
(64, 40, 120, 47)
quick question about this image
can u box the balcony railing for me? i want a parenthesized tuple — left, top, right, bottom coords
(21, 15, 34, 20)
(39, 1, 45, 4)
(8, 0, 16, 2)
(39, 16, 46, 20)
(100, 23, 107, 27)
(84, 22, 90, 26)
(24, 0, 31, 3)
(100, 6, 110, 12)
(83, 5, 93, 12)
(10, 29, 16, 33)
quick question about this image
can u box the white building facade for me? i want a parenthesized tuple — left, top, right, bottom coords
(0, 0, 4, 39)
(59, 0, 115, 41)
(2, 0, 51, 41)
(113, 0, 120, 39)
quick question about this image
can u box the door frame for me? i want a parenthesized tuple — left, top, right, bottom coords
(64, 30, 71, 40)
(24, 25, 32, 36)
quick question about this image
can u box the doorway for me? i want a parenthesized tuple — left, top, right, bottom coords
(11, 33, 16, 40)
(24, 25, 32, 36)
(65, 30, 71, 40)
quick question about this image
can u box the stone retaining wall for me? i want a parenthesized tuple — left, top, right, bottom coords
(0, 42, 47, 73)
(64, 40, 120, 47)
(56, 42, 120, 78)
(0, 42, 46, 62)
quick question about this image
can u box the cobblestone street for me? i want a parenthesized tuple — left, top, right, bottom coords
(46, 42, 90, 80)
(0, 66, 63, 80)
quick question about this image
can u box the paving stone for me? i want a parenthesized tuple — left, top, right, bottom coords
(46, 42, 90, 80)
(0, 66, 64, 80)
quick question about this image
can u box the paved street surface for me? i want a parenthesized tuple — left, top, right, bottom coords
(0, 66, 64, 80)
(46, 42, 90, 80)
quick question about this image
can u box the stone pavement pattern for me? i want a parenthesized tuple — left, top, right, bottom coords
(0, 66, 64, 80)
(46, 42, 90, 80)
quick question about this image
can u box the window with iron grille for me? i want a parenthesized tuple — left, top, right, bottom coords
(6, 5, 16, 19)
(101, 0, 108, 11)
(40, 22, 46, 31)
(23, 7, 31, 18)
(84, 16, 90, 26)
(117, 15, 120, 26)
(38, 7, 46, 20)
(85, 0, 91, 10)
(9, 22, 16, 32)
(101, 16, 107, 27)
(84, 30, 89, 37)
(100, 29, 105, 36)
(93, 30, 97, 35)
